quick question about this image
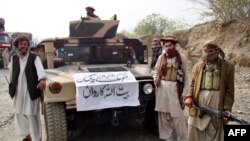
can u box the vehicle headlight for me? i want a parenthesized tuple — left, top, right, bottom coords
(143, 83, 153, 95)
(49, 82, 62, 94)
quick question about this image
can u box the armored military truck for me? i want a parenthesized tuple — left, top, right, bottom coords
(37, 19, 156, 141)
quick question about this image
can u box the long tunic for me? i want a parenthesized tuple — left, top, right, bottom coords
(186, 59, 235, 137)
(153, 53, 189, 117)
(188, 90, 220, 130)
(9, 53, 46, 115)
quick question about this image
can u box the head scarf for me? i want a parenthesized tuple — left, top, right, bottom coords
(201, 41, 224, 63)
(158, 35, 182, 73)
(85, 6, 95, 11)
(160, 48, 182, 76)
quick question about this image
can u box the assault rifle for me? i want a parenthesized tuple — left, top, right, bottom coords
(75, 15, 87, 31)
(194, 105, 249, 125)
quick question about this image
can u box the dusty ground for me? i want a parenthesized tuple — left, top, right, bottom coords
(0, 65, 249, 141)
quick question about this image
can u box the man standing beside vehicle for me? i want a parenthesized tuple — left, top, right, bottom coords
(152, 36, 189, 141)
(150, 38, 162, 69)
(8, 35, 46, 141)
(184, 41, 235, 141)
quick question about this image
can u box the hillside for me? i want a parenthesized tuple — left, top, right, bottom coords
(139, 18, 250, 67)
(137, 18, 250, 124)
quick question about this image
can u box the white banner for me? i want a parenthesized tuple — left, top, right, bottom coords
(73, 71, 139, 111)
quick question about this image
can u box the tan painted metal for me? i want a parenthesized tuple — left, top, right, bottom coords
(44, 70, 75, 103)
(70, 20, 120, 38)
(44, 42, 55, 69)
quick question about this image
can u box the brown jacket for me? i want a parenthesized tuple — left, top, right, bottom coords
(187, 59, 235, 111)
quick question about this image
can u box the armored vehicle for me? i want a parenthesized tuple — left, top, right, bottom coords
(37, 19, 156, 140)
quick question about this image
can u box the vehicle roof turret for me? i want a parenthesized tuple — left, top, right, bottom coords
(69, 20, 119, 38)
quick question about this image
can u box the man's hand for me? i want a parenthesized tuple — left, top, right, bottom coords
(184, 97, 194, 108)
(154, 79, 160, 87)
(223, 109, 232, 120)
(37, 80, 46, 91)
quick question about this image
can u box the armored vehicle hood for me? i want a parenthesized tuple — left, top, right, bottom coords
(46, 64, 151, 78)
(44, 64, 152, 103)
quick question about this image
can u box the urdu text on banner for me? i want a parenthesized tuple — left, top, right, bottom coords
(73, 71, 139, 111)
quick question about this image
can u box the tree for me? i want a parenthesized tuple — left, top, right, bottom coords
(190, 0, 250, 21)
(119, 30, 135, 38)
(133, 13, 187, 36)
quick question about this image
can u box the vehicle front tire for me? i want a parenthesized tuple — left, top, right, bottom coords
(143, 100, 158, 134)
(44, 102, 68, 141)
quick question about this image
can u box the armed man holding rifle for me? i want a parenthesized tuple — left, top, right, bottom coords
(184, 40, 235, 141)
(75, 6, 101, 31)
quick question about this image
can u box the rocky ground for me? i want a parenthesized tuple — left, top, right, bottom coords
(0, 65, 249, 141)
(231, 65, 250, 122)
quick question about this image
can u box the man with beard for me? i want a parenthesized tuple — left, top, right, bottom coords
(150, 38, 162, 69)
(8, 35, 46, 141)
(82, 6, 101, 20)
(152, 36, 189, 141)
(184, 41, 234, 141)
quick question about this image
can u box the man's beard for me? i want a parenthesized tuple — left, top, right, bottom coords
(19, 47, 28, 55)
(87, 12, 92, 16)
(166, 48, 178, 58)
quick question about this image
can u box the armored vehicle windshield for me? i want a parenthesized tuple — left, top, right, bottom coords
(37, 37, 147, 69)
